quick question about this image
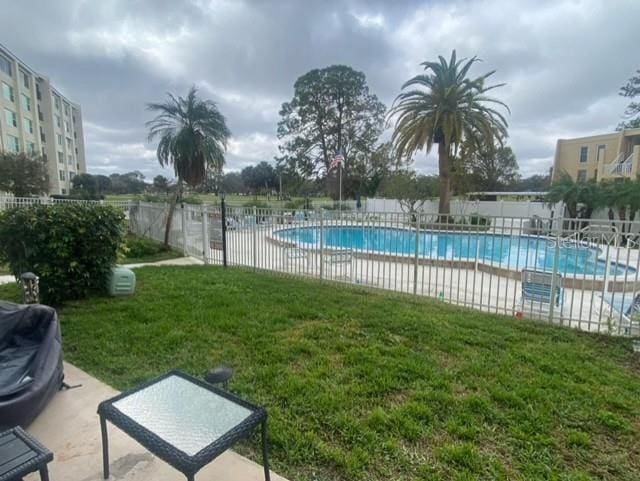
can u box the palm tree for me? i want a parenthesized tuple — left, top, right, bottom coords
(389, 50, 509, 216)
(546, 173, 602, 230)
(146, 86, 231, 245)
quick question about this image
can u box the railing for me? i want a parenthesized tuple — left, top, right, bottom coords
(0, 196, 132, 211)
(128, 202, 640, 337)
(608, 152, 633, 175)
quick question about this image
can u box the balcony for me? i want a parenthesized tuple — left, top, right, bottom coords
(607, 152, 634, 176)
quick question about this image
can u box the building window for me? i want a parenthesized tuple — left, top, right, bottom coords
(66, 137, 72, 149)
(27, 142, 36, 155)
(57, 152, 64, 163)
(59, 170, 66, 181)
(5, 135, 19, 152)
(20, 93, 31, 112)
(577, 170, 587, 182)
(64, 120, 70, 133)
(53, 94, 60, 111)
(579, 146, 588, 163)
(21, 71, 29, 89)
(57, 134, 62, 145)
(596, 144, 606, 163)
(55, 115, 61, 128)
(64, 103, 69, 116)
(23, 117, 33, 134)
(0, 54, 11, 77)
(69, 171, 75, 180)
(4, 108, 16, 127)
(2, 82, 13, 102)
(68, 154, 73, 163)
(61, 188, 66, 195)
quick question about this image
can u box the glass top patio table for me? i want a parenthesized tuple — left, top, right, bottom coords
(97, 370, 270, 481)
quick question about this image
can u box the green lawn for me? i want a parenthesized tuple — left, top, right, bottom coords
(1, 267, 638, 480)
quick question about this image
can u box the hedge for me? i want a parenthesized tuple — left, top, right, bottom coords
(0, 203, 125, 304)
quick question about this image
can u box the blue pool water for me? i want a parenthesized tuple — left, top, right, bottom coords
(276, 226, 634, 277)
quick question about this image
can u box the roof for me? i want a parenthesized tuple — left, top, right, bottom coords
(466, 191, 548, 197)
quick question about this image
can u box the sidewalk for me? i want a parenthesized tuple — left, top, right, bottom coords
(0, 256, 204, 286)
(25, 362, 286, 481)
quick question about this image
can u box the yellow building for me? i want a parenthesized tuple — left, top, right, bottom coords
(552, 127, 640, 183)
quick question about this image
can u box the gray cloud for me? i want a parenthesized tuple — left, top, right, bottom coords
(1, 0, 638, 181)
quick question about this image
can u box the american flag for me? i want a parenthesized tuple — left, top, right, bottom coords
(330, 151, 344, 171)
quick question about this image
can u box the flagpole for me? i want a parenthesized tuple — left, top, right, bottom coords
(339, 163, 342, 216)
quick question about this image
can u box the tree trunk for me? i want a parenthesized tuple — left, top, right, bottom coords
(437, 142, 451, 218)
(163, 181, 183, 247)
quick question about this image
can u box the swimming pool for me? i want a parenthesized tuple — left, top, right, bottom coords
(276, 226, 634, 277)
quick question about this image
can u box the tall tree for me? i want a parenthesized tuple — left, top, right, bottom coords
(95, 175, 112, 196)
(220, 172, 245, 194)
(71, 173, 99, 198)
(152, 175, 171, 194)
(241, 162, 277, 194)
(617, 69, 640, 130)
(0, 152, 49, 197)
(276, 65, 386, 194)
(379, 171, 439, 220)
(461, 142, 519, 191)
(147, 86, 231, 245)
(510, 173, 551, 192)
(109, 172, 146, 194)
(390, 50, 509, 215)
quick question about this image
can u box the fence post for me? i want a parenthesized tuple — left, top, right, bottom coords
(252, 206, 257, 270)
(221, 197, 228, 268)
(413, 212, 420, 295)
(181, 204, 188, 257)
(319, 209, 324, 280)
(201, 204, 210, 265)
(548, 209, 563, 324)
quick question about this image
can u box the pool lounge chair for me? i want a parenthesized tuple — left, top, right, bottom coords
(519, 269, 564, 320)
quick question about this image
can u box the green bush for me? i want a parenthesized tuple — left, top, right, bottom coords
(0, 203, 125, 304)
(124, 235, 165, 258)
(284, 198, 312, 210)
(468, 213, 491, 226)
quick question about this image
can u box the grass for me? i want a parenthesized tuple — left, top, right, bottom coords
(1, 267, 639, 480)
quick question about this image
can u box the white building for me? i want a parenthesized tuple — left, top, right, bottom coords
(0, 43, 86, 195)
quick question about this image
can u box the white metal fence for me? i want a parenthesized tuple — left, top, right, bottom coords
(4, 196, 639, 336)
(129, 201, 640, 337)
(0, 196, 132, 211)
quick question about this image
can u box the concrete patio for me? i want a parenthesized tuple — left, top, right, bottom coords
(23, 362, 286, 481)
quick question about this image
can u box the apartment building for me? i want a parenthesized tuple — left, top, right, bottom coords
(0, 44, 86, 195)
(552, 127, 640, 183)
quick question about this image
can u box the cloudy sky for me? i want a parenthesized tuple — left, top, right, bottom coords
(2, 0, 638, 179)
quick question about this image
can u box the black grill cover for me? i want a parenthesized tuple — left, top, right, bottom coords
(0, 302, 64, 429)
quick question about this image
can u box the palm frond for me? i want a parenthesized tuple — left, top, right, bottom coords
(146, 86, 232, 186)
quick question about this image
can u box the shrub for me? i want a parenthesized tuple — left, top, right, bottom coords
(0, 203, 125, 304)
(468, 213, 491, 226)
(284, 199, 312, 210)
(123, 234, 171, 259)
